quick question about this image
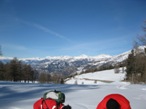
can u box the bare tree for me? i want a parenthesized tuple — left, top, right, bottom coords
(134, 20, 146, 47)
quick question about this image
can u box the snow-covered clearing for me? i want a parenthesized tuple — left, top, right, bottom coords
(0, 68, 146, 109)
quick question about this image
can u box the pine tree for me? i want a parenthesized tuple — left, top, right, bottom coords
(126, 50, 135, 82)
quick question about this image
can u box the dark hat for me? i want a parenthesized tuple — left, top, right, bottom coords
(62, 105, 72, 109)
(106, 98, 120, 109)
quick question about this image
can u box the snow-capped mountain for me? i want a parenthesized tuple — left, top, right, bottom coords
(0, 50, 131, 76)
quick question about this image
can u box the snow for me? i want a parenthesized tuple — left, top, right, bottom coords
(65, 68, 126, 85)
(0, 54, 112, 62)
(0, 68, 146, 109)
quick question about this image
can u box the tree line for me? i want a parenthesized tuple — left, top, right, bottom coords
(126, 49, 146, 83)
(0, 57, 65, 83)
(0, 57, 38, 82)
(126, 21, 146, 83)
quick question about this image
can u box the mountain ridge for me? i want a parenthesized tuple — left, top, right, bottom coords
(0, 54, 112, 60)
(0, 50, 131, 76)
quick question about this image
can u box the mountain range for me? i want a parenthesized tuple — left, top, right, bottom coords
(1, 46, 145, 76)
(0, 49, 133, 76)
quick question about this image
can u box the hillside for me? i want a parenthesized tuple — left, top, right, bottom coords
(65, 67, 126, 85)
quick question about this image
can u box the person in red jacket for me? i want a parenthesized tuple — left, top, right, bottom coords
(33, 98, 71, 109)
(96, 94, 131, 109)
(34, 90, 71, 109)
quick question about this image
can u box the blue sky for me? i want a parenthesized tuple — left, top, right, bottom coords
(0, 0, 146, 58)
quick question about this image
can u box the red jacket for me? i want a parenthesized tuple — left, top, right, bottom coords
(33, 98, 64, 109)
(96, 94, 131, 109)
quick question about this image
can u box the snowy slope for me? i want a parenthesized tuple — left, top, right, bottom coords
(65, 68, 126, 85)
(0, 67, 146, 109)
(0, 81, 146, 109)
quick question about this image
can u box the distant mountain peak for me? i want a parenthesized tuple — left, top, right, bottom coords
(94, 54, 112, 58)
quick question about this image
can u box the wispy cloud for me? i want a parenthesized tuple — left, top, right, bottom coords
(33, 23, 71, 42)
(17, 19, 71, 42)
